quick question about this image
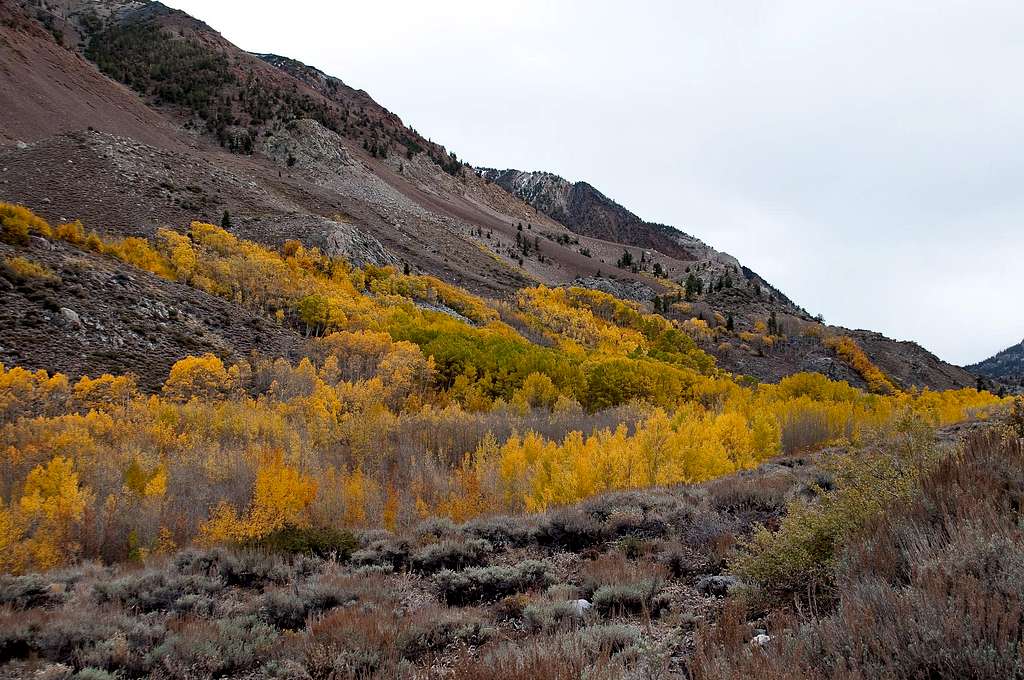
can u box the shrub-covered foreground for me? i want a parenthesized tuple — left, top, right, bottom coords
(1, 417, 1018, 678)
(692, 424, 1024, 679)
(0, 449, 822, 679)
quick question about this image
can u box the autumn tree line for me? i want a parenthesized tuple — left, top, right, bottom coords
(0, 203, 1006, 573)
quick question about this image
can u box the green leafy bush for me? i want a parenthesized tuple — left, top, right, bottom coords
(244, 525, 358, 560)
(732, 415, 937, 597)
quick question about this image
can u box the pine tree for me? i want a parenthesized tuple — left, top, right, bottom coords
(221, 210, 232, 230)
(685, 273, 702, 301)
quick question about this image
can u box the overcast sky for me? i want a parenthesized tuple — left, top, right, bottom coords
(166, 0, 1023, 366)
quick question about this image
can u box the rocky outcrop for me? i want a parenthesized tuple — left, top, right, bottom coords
(570, 276, 656, 303)
(322, 219, 397, 269)
(478, 167, 798, 310)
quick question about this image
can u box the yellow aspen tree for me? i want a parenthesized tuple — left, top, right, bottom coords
(342, 468, 368, 526)
(751, 413, 782, 461)
(163, 354, 232, 401)
(635, 409, 673, 487)
(382, 484, 400, 531)
(200, 501, 245, 545)
(713, 412, 757, 470)
(19, 456, 92, 570)
(0, 500, 26, 574)
(248, 452, 318, 535)
(157, 228, 198, 282)
(200, 453, 317, 543)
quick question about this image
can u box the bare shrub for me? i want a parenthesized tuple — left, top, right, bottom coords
(592, 582, 669, 618)
(708, 473, 792, 516)
(579, 553, 668, 599)
(256, 580, 358, 630)
(780, 409, 832, 454)
(92, 570, 224, 615)
(298, 604, 491, 676)
(461, 515, 536, 548)
(451, 630, 631, 680)
(522, 599, 588, 632)
(535, 510, 610, 551)
(349, 538, 412, 572)
(173, 548, 300, 588)
(0, 574, 65, 610)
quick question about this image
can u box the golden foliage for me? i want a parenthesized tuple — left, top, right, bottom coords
(0, 203, 52, 244)
(2, 256, 60, 284)
(825, 336, 897, 395)
(0, 203, 1009, 571)
(16, 457, 92, 571)
(201, 452, 317, 542)
(163, 354, 231, 401)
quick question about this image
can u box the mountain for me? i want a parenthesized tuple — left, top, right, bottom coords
(479, 169, 701, 260)
(478, 167, 797, 306)
(968, 339, 1024, 389)
(0, 0, 980, 393)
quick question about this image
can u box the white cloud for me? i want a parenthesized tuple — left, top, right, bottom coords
(166, 0, 1024, 364)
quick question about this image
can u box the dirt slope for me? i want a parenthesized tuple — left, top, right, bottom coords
(0, 0, 179, 147)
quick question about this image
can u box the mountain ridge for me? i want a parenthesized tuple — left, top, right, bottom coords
(0, 0, 981, 393)
(968, 338, 1024, 390)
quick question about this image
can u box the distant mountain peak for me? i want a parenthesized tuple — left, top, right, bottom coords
(968, 339, 1024, 388)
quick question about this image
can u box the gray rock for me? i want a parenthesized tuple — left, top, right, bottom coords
(696, 575, 740, 597)
(60, 308, 81, 327)
(568, 599, 592, 617)
(415, 301, 473, 325)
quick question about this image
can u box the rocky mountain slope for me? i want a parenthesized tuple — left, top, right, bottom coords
(0, 231, 306, 390)
(0, 0, 983, 392)
(478, 167, 797, 308)
(478, 169, 699, 259)
(968, 339, 1024, 388)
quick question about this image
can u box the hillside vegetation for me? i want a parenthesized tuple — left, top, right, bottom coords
(0, 202, 1003, 574)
